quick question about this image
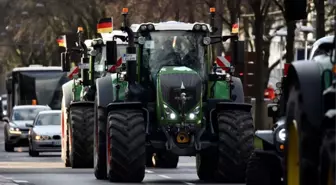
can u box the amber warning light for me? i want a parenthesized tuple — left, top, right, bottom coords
(77, 26, 84, 32)
(210, 7, 216, 13)
(122, 8, 128, 14)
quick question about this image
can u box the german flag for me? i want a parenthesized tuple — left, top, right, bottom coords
(97, 17, 113, 33)
(231, 23, 239, 34)
(57, 35, 66, 47)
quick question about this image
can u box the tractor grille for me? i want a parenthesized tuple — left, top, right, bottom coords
(159, 73, 202, 112)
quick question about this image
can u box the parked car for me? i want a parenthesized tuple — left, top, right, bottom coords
(27, 110, 61, 156)
(3, 105, 51, 152)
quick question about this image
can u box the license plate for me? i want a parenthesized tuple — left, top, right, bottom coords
(52, 141, 61, 146)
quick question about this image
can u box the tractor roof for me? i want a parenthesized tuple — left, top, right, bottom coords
(100, 30, 128, 44)
(12, 65, 62, 72)
(131, 21, 212, 32)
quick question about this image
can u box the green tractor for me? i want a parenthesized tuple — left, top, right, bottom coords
(60, 24, 128, 168)
(264, 0, 336, 185)
(93, 8, 254, 182)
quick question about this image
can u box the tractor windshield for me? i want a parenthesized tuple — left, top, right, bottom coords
(142, 31, 206, 79)
(94, 44, 127, 73)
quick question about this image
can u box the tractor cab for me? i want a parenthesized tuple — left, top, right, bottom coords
(133, 22, 210, 84)
(91, 30, 128, 75)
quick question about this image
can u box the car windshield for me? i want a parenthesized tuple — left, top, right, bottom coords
(35, 113, 61, 126)
(142, 31, 206, 79)
(12, 107, 49, 121)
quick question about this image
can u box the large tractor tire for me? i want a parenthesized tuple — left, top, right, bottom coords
(246, 152, 282, 185)
(319, 111, 335, 185)
(285, 82, 321, 185)
(197, 110, 254, 182)
(107, 109, 146, 182)
(64, 128, 71, 167)
(69, 106, 94, 168)
(94, 103, 107, 180)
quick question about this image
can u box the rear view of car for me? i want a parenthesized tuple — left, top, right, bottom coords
(4, 105, 51, 152)
(27, 110, 61, 157)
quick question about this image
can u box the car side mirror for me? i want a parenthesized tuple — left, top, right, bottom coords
(61, 52, 71, 72)
(6, 78, 12, 94)
(267, 103, 279, 118)
(25, 123, 34, 128)
(2, 117, 9, 123)
(106, 41, 117, 66)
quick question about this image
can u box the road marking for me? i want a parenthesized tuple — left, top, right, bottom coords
(13, 180, 29, 183)
(145, 170, 154, 173)
(183, 182, 195, 185)
(158, 174, 171, 179)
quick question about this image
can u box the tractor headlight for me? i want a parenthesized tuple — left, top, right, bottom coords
(163, 104, 177, 120)
(188, 106, 200, 120)
(276, 128, 286, 142)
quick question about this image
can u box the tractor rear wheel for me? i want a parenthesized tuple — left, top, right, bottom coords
(246, 152, 282, 185)
(94, 104, 107, 180)
(216, 110, 254, 182)
(197, 110, 254, 182)
(107, 109, 146, 182)
(69, 106, 94, 168)
(196, 148, 216, 181)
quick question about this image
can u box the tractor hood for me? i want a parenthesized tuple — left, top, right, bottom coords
(157, 66, 202, 118)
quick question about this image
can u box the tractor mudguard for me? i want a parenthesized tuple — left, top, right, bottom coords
(255, 130, 274, 145)
(286, 61, 323, 128)
(62, 81, 74, 108)
(106, 101, 143, 112)
(70, 101, 94, 108)
(216, 102, 252, 112)
(96, 75, 114, 108)
(106, 102, 149, 133)
(231, 77, 244, 103)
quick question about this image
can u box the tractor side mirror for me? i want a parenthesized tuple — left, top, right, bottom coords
(267, 103, 279, 118)
(61, 52, 71, 72)
(284, 0, 307, 21)
(106, 41, 117, 66)
(6, 78, 12, 94)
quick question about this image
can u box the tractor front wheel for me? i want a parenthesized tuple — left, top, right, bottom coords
(69, 106, 94, 168)
(94, 104, 107, 180)
(106, 109, 146, 182)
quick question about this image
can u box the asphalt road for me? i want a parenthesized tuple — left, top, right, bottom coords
(0, 122, 244, 185)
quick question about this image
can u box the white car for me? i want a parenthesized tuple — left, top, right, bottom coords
(4, 105, 51, 152)
(27, 110, 61, 157)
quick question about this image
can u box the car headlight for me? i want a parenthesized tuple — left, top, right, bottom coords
(35, 135, 50, 140)
(9, 127, 21, 134)
(163, 104, 177, 120)
(276, 128, 286, 142)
